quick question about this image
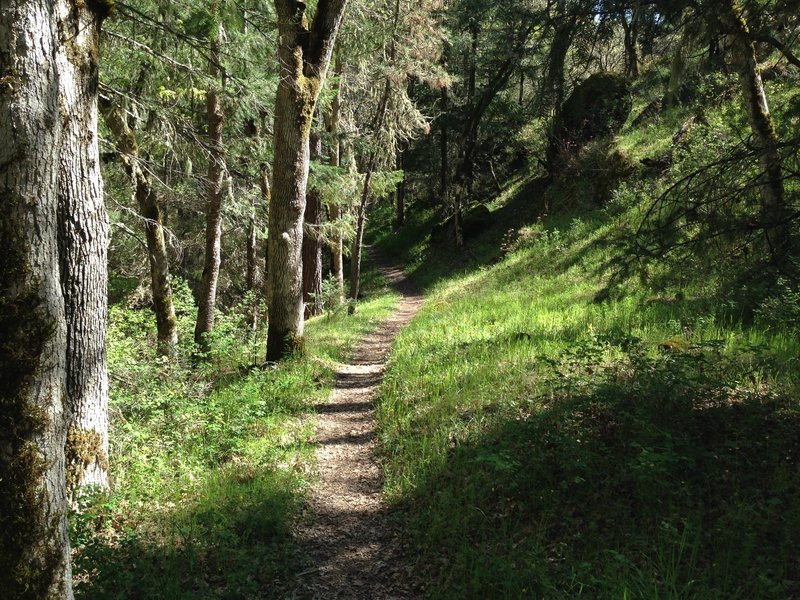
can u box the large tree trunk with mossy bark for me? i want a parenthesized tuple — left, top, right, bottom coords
(0, 1, 73, 596)
(717, 0, 790, 262)
(195, 20, 226, 350)
(56, 0, 110, 493)
(100, 102, 179, 356)
(266, 0, 348, 361)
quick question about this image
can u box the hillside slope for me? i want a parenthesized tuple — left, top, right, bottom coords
(373, 70, 800, 598)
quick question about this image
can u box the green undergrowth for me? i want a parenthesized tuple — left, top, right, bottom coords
(71, 259, 398, 599)
(374, 76, 800, 597)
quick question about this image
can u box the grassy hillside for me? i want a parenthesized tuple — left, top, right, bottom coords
(373, 73, 800, 598)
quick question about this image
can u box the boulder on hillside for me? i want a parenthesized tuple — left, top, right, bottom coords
(547, 73, 632, 170)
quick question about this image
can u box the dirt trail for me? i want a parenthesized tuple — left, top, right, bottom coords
(286, 262, 424, 599)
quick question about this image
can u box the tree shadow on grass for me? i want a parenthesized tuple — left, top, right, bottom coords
(72, 468, 304, 600)
(396, 357, 800, 599)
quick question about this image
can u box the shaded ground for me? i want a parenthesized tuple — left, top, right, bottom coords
(285, 261, 424, 599)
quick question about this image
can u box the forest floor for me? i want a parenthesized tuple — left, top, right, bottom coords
(284, 259, 425, 599)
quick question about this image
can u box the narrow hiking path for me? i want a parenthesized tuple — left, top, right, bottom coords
(286, 261, 425, 599)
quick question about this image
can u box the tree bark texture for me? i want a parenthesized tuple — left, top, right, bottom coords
(267, 0, 348, 361)
(101, 104, 179, 355)
(718, 0, 789, 259)
(0, 2, 73, 597)
(56, 0, 110, 493)
(195, 23, 226, 349)
(303, 131, 323, 318)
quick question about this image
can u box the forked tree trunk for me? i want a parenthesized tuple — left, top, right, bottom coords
(101, 103, 179, 355)
(56, 0, 110, 493)
(0, 2, 73, 596)
(303, 131, 323, 318)
(718, 0, 790, 260)
(267, 0, 348, 361)
(195, 21, 226, 350)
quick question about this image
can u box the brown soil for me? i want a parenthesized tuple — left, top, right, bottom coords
(285, 262, 425, 599)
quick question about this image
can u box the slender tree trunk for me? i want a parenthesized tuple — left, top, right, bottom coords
(246, 196, 258, 293)
(395, 146, 406, 228)
(246, 192, 260, 330)
(195, 21, 226, 349)
(0, 2, 73, 596)
(327, 59, 345, 301)
(440, 85, 450, 226)
(666, 37, 686, 107)
(621, 1, 640, 79)
(267, 0, 348, 361)
(101, 103, 179, 355)
(303, 131, 323, 318)
(547, 0, 574, 112)
(467, 22, 478, 106)
(260, 165, 271, 299)
(56, 0, 110, 493)
(718, 0, 789, 260)
(349, 0, 399, 308)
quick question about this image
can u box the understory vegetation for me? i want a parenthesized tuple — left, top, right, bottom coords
(54, 1, 799, 598)
(71, 261, 397, 599)
(373, 71, 800, 598)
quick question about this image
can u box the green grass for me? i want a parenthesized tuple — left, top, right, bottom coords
(71, 258, 399, 599)
(372, 72, 800, 599)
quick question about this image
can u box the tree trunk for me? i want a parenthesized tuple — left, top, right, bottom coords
(100, 103, 179, 355)
(453, 32, 529, 247)
(267, 0, 348, 361)
(349, 0, 398, 308)
(56, 0, 110, 493)
(395, 146, 406, 228)
(246, 192, 260, 331)
(303, 131, 323, 318)
(666, 37, 686, 107)
(718, 0, 789, 260)
(440, 85, 450, 226)
(195, 21, 226, 350)
(327, 59, 346, 302)
(0, 2, 73, 596)
(260, 164, 271, 299)
(548, 0, 573, 112)
(621, 1, 640, 79)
